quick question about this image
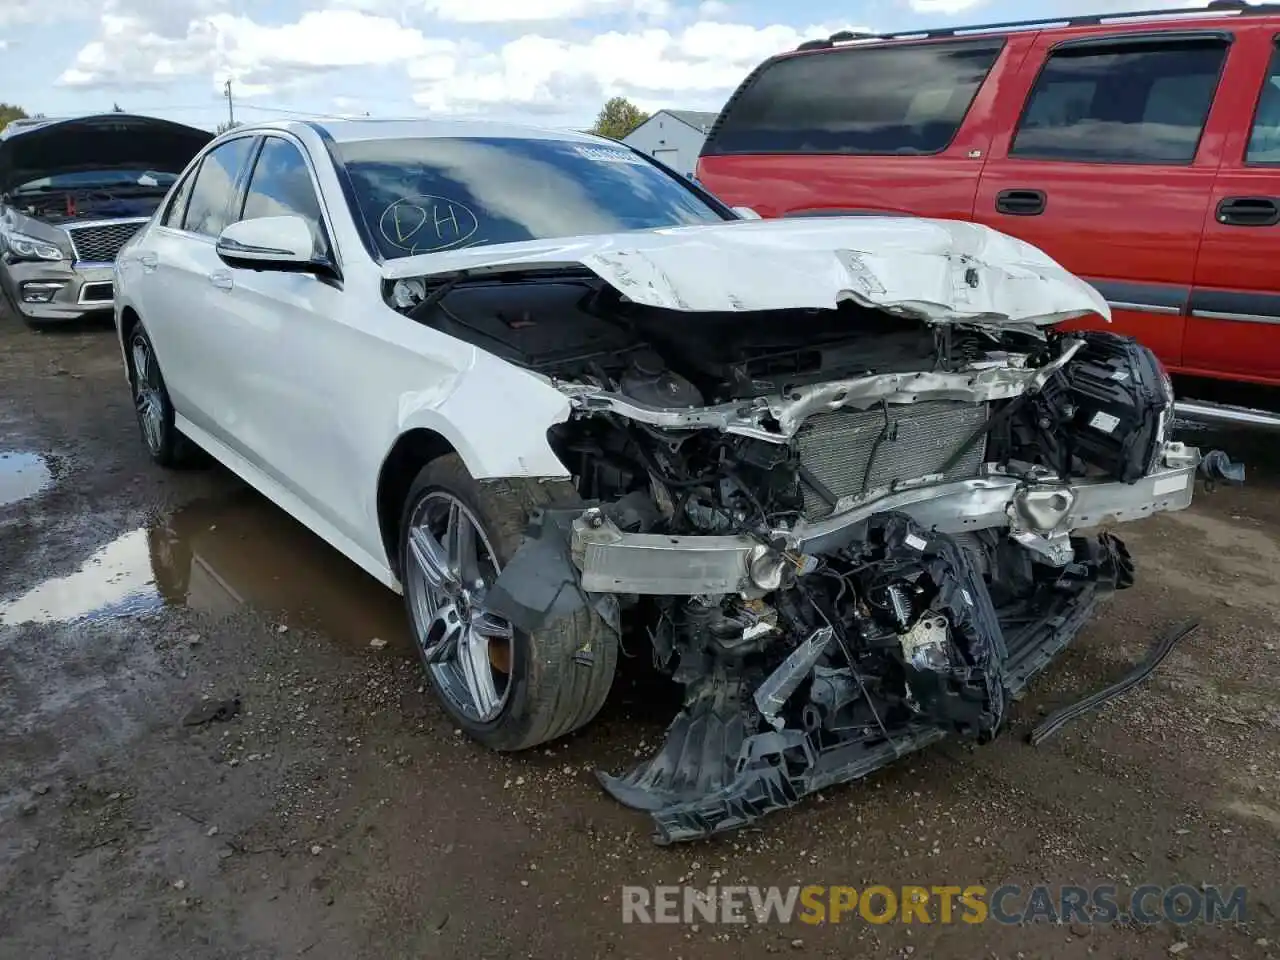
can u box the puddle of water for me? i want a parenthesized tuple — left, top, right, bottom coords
(0, 451, 51, 507)
(0, 528, 161, 626)
(0, 491, 409, 648)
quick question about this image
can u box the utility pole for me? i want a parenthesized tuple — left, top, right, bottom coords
(224, 79, 235, 128)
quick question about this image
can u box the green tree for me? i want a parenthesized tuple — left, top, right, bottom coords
(0, 102, 29, 134)
(589, 97, 648, 140)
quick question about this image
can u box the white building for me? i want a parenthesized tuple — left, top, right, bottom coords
(622, 109, 720, 180)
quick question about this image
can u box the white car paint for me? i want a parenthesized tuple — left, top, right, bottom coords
(113, 117, 1108, 594)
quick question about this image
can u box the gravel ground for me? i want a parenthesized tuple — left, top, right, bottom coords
(1, 313, 1277, 960)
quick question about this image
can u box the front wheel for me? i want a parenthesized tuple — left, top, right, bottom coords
(399, 455, 617, 751)
(127, 324, 194, 468)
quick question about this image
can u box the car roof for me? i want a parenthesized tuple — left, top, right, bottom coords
(230, 117, 616, 147)
(782, 0, 1280, 55)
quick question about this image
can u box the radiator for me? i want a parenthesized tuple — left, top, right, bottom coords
(792, 400, 989, 520)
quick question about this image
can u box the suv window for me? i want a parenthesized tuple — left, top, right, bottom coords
(1247, 45, 1280, 163)
(703, 40, 1003, 156)
(333, 136, 725, 260)
(183, 137, 254, 237)
(239, 138, 327, 255)
(1011, 38, 1228, 164)
(162, 168, 197, 228)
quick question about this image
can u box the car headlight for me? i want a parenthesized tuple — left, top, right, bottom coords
(4, 232, 65, 262)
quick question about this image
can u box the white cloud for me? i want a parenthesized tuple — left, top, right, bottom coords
(418, 0, 670, 22)
(908, 0, 985, 14)
(697, 0, 730, 18)
(0, 0, 98, 28)
(409, 19, 853, 117)
(59, 9, 445, 94)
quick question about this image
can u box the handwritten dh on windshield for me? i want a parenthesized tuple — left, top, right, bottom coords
(378, 195, 479, 254)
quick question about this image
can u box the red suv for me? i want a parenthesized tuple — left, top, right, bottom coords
(698, 1, 1280, 425)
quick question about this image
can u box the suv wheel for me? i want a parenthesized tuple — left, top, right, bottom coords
(399, 454, 617, 751)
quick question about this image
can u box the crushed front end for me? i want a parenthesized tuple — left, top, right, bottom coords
(555, 328, 1202, 843)
(384, 217, 1230, 842)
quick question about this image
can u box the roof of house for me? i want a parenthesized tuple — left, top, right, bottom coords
(659, 110, 720, 133)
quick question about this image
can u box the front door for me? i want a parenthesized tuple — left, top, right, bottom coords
(205, 135, 369, 548)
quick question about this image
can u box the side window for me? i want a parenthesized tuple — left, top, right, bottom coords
(1246, 46, 1280, 163)
(1011, 38, 1228, 164)
(238, 138, 328, 256)
(182, 137, 254, 237)
(704, 40, 1003, 156)
(161, 167, 198, 228)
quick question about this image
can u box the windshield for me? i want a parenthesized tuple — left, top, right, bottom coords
(14, 169, 179, 193)
(334, 137, 727, 259)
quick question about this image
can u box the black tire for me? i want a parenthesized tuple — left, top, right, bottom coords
(126, 323, 195, 468)
(399, 454, 618, 751)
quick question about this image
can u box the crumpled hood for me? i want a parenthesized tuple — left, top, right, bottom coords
(0, 114, 211, 194)
(381, 216, 1110, 329)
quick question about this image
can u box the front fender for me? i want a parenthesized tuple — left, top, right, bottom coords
(396, 350, 572, 479)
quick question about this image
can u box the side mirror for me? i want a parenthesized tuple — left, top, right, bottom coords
(215, 216, 331, 275)
(732, 206, 763, 220)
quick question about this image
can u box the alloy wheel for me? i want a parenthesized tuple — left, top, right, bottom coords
(131, 335, 165, 456)
(405, 491, 514, 722)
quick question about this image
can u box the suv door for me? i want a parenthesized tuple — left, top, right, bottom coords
(138, 135, 257, 441)
(974, 30, 1232, 368)
(1189, 29, 1280, 384)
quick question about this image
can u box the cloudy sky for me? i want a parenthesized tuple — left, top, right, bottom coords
(0, 0, 1211, 132)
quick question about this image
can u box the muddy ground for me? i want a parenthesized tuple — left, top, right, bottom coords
(0, 311, 1277, 960)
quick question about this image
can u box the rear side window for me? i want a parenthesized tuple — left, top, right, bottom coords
(1011, 38, 1228, 164)
(161, 169, 197, 228)
(1246, 44, 1280, 163)
(704, 40, 1002, 156)
(183, 137, 254, 237)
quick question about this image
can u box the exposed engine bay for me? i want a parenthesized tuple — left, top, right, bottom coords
(10, 185, 166, 225)
(389, 264, 1224, 843)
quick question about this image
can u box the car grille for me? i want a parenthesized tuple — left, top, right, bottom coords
(67, 220, 146, 264)
(792, 400, 989, 521)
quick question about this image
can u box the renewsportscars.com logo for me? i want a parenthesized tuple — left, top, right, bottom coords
(621, 884, 1249, 926)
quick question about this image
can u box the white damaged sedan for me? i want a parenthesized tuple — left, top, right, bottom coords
(114, 119, 1209, 842)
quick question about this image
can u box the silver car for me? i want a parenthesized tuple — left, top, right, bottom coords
(0, 114, 210, 326)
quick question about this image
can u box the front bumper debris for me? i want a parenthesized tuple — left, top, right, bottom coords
(599, 514, 1135, 844)
(572, 442, 1201, 596)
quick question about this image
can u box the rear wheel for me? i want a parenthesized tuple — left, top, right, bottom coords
(399, 454, 617, 751)
(127, 324, 194, 468)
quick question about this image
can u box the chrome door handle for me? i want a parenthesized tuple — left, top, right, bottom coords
(139, 253, 158, 271)
(208, 270, 234, 290)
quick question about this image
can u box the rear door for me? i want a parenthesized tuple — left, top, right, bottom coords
(697, 37, 1018, 220)
(974, 30, 1232, 368)
(141, 135, 257, 437)
(1189, 28, 1280, 384)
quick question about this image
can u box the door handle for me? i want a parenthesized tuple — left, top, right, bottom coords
(208, 270, 234, 291)
(995, 189, 1047, 216)
(138, 253, 158, 271)
(1216, 196, 1280, 227)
